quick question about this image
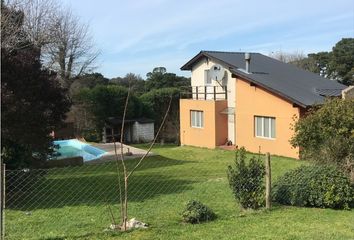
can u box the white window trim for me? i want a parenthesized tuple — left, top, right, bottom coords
(255, 116, 276, 140)
(191, 110, 204, 128)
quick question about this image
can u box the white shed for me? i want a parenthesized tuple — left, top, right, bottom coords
(103, 117, 154, 143)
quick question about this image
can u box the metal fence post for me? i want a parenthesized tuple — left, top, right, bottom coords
(265, 153, 271, 209)
(0, 163, 5, 240)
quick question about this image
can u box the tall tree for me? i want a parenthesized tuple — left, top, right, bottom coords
(43, 7, 99, 88)
(6, 0, 99, 88)
(269, 50, 306, 63)
(328, 38, 354, 85)
(110, 73, 146, 94)
(145, 67, 190, 91)
(1, 3, 70, 169)
(283, 38, 354, 85)
(76, 85, 143, 135)
(70, 72, 109, 95)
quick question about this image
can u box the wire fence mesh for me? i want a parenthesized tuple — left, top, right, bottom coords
(2, 148, 272, 240)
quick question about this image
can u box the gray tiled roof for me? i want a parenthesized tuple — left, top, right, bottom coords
(181, 51, 347, 107)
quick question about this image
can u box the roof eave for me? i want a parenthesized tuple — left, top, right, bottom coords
(180, 51, 205, 70)
(180, 51, 237, 71)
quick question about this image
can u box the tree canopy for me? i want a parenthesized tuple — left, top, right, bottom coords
(291, 98, 354, 178)
(76, 85, 144, 132)
(145, 67, 190, 91)
(1, 3, 71, 169)
(290, 38, 354, 85)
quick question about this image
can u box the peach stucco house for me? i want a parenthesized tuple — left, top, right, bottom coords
(179, 51, 347, 159)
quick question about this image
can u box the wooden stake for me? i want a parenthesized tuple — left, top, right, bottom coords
(0, 163, 5, 240)
(265, 153, 271, 209)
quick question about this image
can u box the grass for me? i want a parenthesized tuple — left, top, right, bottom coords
(5, 145, 354, 240)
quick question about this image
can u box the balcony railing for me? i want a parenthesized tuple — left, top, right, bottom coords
(181, 85, 227, 100)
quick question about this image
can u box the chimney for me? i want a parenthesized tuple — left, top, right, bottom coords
(245, 53, 251, 73)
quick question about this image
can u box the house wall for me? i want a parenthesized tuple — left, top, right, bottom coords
(191, 58, 234, 100)
(235, 78, 300, 159)
(191, 58, 235, 143)
(342, 86, 354, 99)
(180, 99, 228, 148)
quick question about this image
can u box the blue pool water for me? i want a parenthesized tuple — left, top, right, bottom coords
(53, 139, 106, 161)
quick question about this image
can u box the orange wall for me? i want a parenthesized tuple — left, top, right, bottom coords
(235, 78, 300, 158)
(180, 99, 228, 148)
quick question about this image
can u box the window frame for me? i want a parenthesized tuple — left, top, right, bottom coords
(254, 116, 276, 139)
(191, 110, 204, 128)
(204, 69, 212, 85)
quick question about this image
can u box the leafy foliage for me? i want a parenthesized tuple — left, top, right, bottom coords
(292, 38, 354, 85)
(227, 148, 265, 209)
(182, 200, 216, 224)
(145, 67, 190, 91)
(140, 87, 180, 142)
(110, 73, 146, 94)
(1, 4, 71, 169)
(76, 85, 143, 134)
(273, 165, 353, 209)
(69, 72, 109, 96)
(329, 38, 354, 85)
(291, 98, 354, 178)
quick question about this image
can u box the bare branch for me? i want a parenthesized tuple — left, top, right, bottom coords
(127, 96, 172, 179)
(119, 87, 131, 230)
(113, 140, 123, 224)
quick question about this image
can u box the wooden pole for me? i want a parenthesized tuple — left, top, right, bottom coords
(0, 163, 5, 240)
(265, 153, 271, 209)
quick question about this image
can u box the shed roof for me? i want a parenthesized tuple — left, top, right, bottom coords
(106, 117, 154, 126)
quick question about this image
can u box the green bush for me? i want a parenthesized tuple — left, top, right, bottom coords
(81, 128, 101, 142)
(291, 98, 354, 177)
(227, 148, 265, 209)
(182, 200, 216, 224)
(273, 165, 354, 209)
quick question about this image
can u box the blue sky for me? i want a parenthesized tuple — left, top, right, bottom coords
(61, 0, 354, 79)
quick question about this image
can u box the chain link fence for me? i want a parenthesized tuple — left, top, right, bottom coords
(1, 149, 272, 240)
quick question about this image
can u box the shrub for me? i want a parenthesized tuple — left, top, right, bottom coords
(227, 148, 265, 209)
(182, 200, 216, 224)
(81, 128, 101, 142)
(273, 165, 354, 209)
(291, 98, 354, 180)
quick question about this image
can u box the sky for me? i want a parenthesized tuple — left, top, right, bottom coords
(61, 0, 354, 79)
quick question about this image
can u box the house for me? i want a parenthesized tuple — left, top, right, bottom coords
(179, 51, 347, 158)
(102, 117, 154, 143)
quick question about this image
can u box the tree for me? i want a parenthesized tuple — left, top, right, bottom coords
(290, 99, 354, 181)
(1, 4, 70, 169)
(328, 38, 354, 85)
(110, 73, 146, 94)
(269, 50, 306, 63)
(145, 67, 190, 91)
(140, 88, 180, 143)
(8, 0, 59, 47)
(76, 85, 144, 135)
(6, 0, 99, 88)
(110, 89, 172, 231)
(285, 38, 354, 85)
(43, 7, 99, 88)
(69, 72, 109, 96)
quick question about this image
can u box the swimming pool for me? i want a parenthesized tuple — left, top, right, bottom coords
(53, 139, 106, 161)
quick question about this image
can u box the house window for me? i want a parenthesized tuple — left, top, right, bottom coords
(191, 110, 204, 128)
(255, 116, 276, 139)
(204, 70, 211, 85)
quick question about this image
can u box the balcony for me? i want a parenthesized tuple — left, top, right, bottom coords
(181, 85, 227, 100)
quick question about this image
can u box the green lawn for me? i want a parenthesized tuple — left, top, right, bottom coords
(5, 145, 354, 240)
